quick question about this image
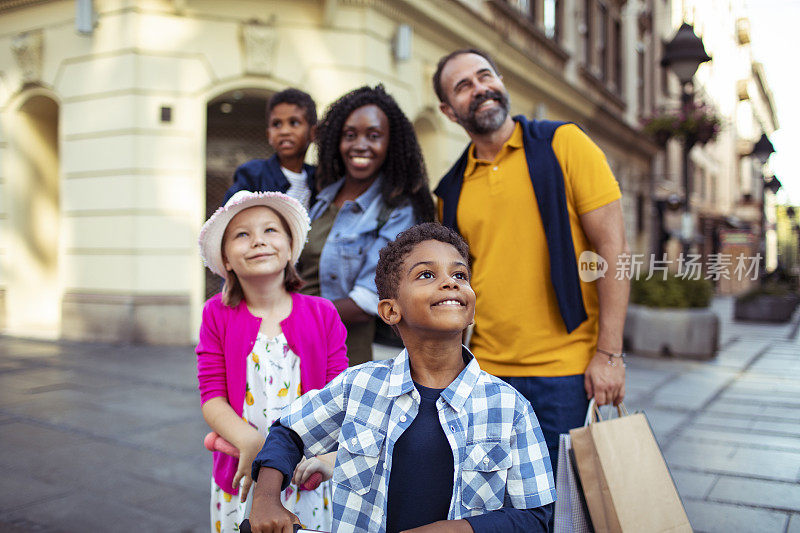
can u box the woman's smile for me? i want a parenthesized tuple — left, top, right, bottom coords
(339, 104, 390, 182)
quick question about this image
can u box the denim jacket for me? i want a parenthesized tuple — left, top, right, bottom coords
(309, 177, 416, 315)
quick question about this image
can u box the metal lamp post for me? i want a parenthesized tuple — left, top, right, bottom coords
(752, 134, 776, 267)
(661, 22, 712, 254)
(787, 206, 800, 276)
(760, 174, 782, 278)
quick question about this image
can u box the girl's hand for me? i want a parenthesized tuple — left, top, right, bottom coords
(292, 453, 334, 486)
(232, 430, 267, 503)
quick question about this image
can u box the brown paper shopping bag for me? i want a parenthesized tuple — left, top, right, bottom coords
(570, 400, 692, 533)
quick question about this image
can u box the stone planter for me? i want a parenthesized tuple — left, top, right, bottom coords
(624, 304, 719, 360)
(734, 294, 799, 323)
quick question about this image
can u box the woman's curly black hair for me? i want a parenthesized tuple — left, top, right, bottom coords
(315, 85, 435, 223)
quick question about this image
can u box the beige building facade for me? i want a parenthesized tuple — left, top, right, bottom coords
(648, 0, 779, 292)
(1, 0, 658, 344)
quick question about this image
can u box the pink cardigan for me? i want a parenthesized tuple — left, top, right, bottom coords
(196, 292, 349, 494)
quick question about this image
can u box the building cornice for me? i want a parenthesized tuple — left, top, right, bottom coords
(360, 0, 658, 158)
(751, 61, 779, 131)
(0, 0, 51, 14)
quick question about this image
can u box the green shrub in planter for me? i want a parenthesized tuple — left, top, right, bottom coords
(631, 275, 714, 309)
(737, 280, 798, 303)
(734, 274, 799, 322)
(626, 275, 718, 359)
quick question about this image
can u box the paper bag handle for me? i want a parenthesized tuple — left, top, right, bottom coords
(583, 399, 629, 426)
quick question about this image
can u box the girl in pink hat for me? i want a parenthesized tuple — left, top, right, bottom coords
(196, 191, 348, 532)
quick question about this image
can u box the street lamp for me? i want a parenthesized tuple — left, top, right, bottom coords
(661, 22, 711, 255)
(661, 23, 712, 106)
(788, 207, 800, 276)
(764, 175, 782, 195)
(759, 174, 782, 278)
(752, 135, 776, 269)
(751, 133, 775, 166)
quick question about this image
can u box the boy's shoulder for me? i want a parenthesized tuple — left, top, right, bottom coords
(235, 157, 275, 176)
(330, 358, 395, 394)
(471, 368, 535, 416)
(340, 358, 394, 380)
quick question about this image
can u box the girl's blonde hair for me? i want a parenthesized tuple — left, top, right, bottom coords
(220, 207, 305, 307)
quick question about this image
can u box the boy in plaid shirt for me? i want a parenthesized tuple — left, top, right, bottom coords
(249, 223, 555, 532)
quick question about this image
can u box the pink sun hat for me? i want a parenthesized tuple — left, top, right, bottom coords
(198, 191, 311, 278)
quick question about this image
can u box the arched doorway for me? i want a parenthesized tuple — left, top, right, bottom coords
(205, 88, 274, 299)
(5, 93, 60, 337)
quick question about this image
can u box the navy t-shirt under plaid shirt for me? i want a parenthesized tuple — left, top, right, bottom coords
(385, 382, 453, 531)
(252, 347, 555, 533)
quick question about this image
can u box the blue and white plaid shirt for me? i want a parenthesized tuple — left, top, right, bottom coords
(280, 347, 555, 532)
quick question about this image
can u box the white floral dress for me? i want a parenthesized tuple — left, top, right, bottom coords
(210, 332, 332, 533)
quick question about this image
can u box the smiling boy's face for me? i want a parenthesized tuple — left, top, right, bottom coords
(381, 239, 475, 339)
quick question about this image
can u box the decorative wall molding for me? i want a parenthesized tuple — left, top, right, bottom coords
(11, 29, 43, 84)
(240, 20, 278, 77)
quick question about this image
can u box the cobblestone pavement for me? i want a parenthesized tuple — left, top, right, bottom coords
(0, 297, 798, 532)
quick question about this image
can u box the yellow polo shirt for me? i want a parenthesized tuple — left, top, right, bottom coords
(455, 122, 621, 376)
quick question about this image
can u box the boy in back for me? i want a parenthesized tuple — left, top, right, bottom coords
(248, 223, 555, 532)
(224, 88, 317, 209)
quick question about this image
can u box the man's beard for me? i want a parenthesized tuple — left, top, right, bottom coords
(453, 90, 510, 135)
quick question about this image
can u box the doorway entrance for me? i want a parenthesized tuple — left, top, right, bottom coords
(204, 89, 274, 299)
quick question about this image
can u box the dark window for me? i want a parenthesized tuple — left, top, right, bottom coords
(515, 0, 535, 23)
(584, 0, 593, 66)
(637, 192, 645, 234)
(637, 47, 646, 116)
(660, 39, 670, 96)
(613, 18, 622, 93)
(599, 3, 608, 81)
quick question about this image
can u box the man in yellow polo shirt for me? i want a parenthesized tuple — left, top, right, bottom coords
(432, 49, 630, 467)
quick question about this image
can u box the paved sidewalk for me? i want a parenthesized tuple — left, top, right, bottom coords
(0, 338, 209, 532)
(625, 298, 800, 533)
(0, 297, 798, 532)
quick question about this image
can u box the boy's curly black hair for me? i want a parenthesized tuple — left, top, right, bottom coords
(375, 223, 470, 301)
(267, 88, 317, 126)
(315, 85, 435, 223)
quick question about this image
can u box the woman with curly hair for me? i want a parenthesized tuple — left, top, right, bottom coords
(297, 84, 435, 364)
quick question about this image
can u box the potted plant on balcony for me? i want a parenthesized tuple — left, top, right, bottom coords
(677, 102, 721, 145)
(642, 102, 721, 147)
(642, 114, 679, 147)
(624, 275, 719, 359)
